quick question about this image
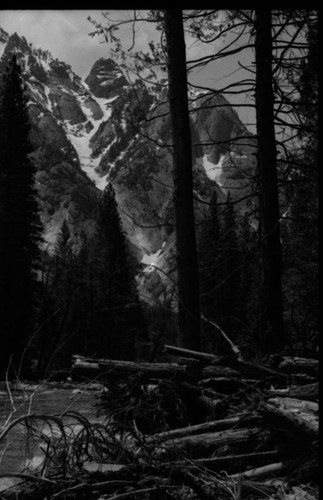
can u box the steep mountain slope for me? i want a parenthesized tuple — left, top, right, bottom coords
(0, 29, 122, 249)
(0, 28, 257, 301)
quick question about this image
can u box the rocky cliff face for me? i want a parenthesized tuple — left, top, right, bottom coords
(85, 58, 128, 98)
(0, 27, 256, 301)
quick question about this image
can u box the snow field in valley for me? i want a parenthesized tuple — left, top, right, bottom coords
(64, 87, 118, 191)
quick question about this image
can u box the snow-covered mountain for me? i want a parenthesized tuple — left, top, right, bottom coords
(0, 27, 257, 301)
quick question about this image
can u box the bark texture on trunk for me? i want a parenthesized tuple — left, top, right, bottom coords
(164, 10, 201, 350)
(255, 9, 285, 350)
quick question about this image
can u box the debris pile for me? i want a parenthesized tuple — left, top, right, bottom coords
(0, 346, 318, 499)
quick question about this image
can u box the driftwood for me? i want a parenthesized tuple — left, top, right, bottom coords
(236, 360, 289, 381)
(72, 357, 190, 381)
(148, 415, 259, 443)
(266, 382, 319, 402)
(154, 427, 263, 459)
(268, 397, 319, 414)
(71, 356, 244, 381)
(72, 351, 291, 385)
(240, 480, 278, 497)
(163, 344, 231, 363)
(1, 347, 318, 499)
(229, 460, 295, 480)
(261, 402, 319, 444)
(200, 376, 261, 394)
(276, 356, 318, 377)
(164, 345, 289, 381)
(174, 450, 280, 471)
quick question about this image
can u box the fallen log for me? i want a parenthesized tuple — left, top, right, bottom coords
(266, 383, 319, 402)
(236, 360, 289, 382)
(229, 460, 295, 480)
(163, 344, 232, 364)
(147, 415, 260, 443)
(290, 373, 318, 385)
(174, 450, 279, 472)
(153, 427, 264, 460)
(163, 345, 289, 382)
(73, 352, 292, 385)
(275, 356, 318, 377)
(261, 402, 319, 445)
(72, 357, 190, 381)
(240, 480, 278, 497)
(200, 377, 261, 395)
(71, 356, 243, 382)
(268, 397, 319, 414)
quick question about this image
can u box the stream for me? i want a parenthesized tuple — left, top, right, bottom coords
(0, 382, 102, 492)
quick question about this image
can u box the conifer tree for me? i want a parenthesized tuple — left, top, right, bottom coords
(164, 10, 201, 351)
(0, 55, 43, 377)
(95, 183, 147, 360)
(199, 190, 242, 352)
(218, 192, 241, 337)
(281, 16, 318, 349)
(37, 220, 77, 375)
(255, 10, 285, 350)
(198, 189, 222, 352)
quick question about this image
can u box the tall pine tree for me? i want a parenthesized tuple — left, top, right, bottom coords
(37, 220, 77, 376)
(218, 192, 241, 338)
(199, 191, 242, 353)
(0, 55, 43, 377)
(95, 183, 147, 360)
(255, 10, 285, 351)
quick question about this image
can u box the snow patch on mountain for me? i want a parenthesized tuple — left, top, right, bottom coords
(64, 121, 107, 190)
(201, 153, 225, 184)
(43, 86, 53, 112)
(0, 43, 6, 59)
(63, 94, 119, 190)
(141, 247, 163, 266)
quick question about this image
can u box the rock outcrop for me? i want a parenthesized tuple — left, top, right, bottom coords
(85, 57, 128, 98)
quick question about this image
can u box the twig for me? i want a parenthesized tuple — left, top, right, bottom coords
(52, 480, 136, 498)
(201, 315, 243, 360)
(236, 473, 242, 500)
(0, 472, 56, 485)
(107, 486, 170, 500)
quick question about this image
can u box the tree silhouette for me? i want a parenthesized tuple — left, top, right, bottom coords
(164, 10, 201, 350)
(0, 54, 43, 377)
(37, 219, 78, 376)
(95, 183, 148, 360)
(255, 10, 285, 351)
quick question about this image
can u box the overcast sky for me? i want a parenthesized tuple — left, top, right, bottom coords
(0, 10, 255, 126)
(0, 10, 125, 78)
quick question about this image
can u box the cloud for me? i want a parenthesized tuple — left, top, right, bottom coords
(0, 10, 111, 77)
(0, 9, 247, 89)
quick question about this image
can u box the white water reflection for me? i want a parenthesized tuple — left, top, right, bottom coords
(0, 382, 102, 492)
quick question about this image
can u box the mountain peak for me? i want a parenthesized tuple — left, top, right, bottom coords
(0, 27, 9, 43)
(0, 29, 84, 90)
(85, 57, 128, 99)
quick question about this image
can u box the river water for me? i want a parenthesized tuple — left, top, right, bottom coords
(0, 382, 102, 492)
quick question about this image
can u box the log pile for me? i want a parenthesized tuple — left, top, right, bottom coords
(1, 346, 318, 499)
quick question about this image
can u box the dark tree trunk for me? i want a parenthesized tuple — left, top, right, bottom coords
(255, 9, 285, 351)
(164, 10, 201, 350)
